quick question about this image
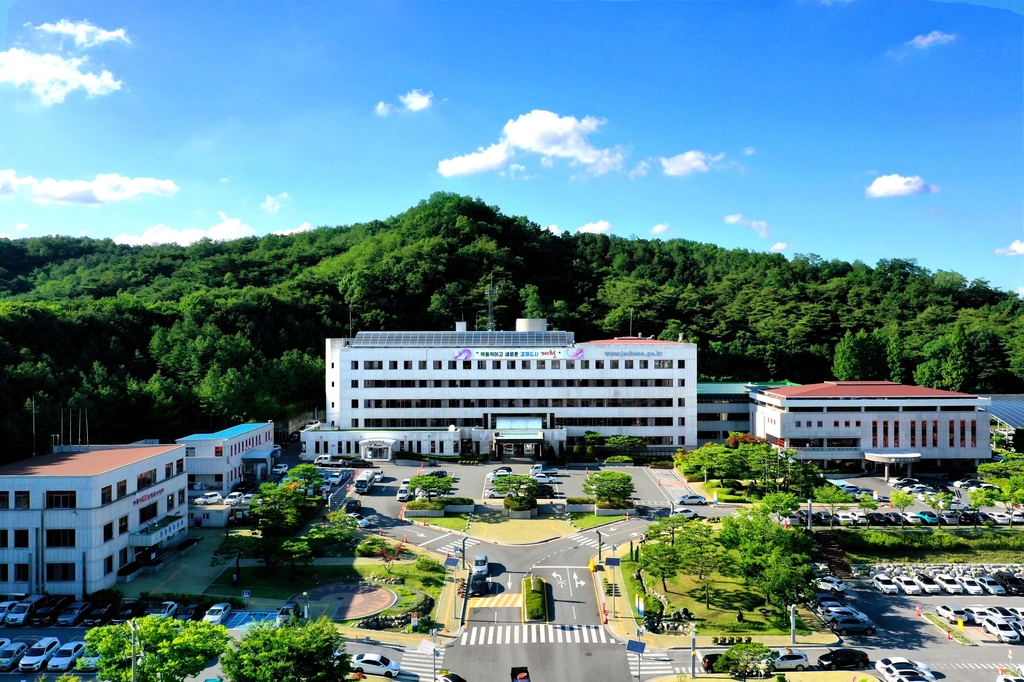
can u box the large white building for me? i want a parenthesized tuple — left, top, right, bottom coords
(750, 380, 992, 476)
(304, 321, 697, 460)
(0, 444, 188, 598)
(176, 422, 276, 499)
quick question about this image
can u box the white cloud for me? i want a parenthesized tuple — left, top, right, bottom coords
(114, 212, 255, 246)
(629, 160, 650, 179)
(30, 173, 178, 205)
(995, 240, 1024, 256)
(659, 150, 724, 176)
(0, 169, 37, 198)
(0, 233, 12, 239)
(724, 213, 769, 238)
(374, 101, 395, 116)
(908, 30, 958, 49)
(399, 89, 433, 112)
(649, 223, 670, 235)
(768, 242, 791, 253)
(274, 221, 312, 236)
(438, 110, 625, 177)
(15, 223, 27, 230)
(544, 224, 561, 235)
(32, 19, 130, 48)
(743, 147, 756, 155)
(0, 47, 122, 104)
(577, 220, 613, 234)
(219, 177, 230, 183)
(865, 174, 938, 198)
(260, 192, 291, 214)
(1017, 287, 1024, 297)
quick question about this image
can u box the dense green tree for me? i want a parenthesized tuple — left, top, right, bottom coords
(85, 616, 229, 682)
(220, 618, 350, 682)
(409, 474, 455, 500)
(713, 642, 776, 677)
(582, 471, 634, 504)
(639, 542, 682, 592)
(832, 330, 886, 380)
(813, 485, 855, 528)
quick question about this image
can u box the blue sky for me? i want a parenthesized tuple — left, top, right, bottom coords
(0, 1, 1021, 289)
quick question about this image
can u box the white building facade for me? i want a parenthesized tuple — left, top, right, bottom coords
(176, 422, 276, 499)
(0, 444, 189, 598)
(306, 323, 697, 460)
(751, 381, 991, 476)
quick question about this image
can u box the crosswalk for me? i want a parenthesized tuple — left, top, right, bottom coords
(438, 536, 482, 556)
(627, 653, 680, 678)
(946, 661, 1013, 670)
(566, 533, 602, 548)
(399, 647, 445, 680)
(468, 592, 522, 608)
(459, 623, 616, 646)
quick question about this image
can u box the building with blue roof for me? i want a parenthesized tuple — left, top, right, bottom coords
(176, 421, 276, 501)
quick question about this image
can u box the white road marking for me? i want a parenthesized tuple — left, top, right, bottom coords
(418, 532, 452, 547)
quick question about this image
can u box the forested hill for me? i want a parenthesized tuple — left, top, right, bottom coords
(1, 192, 1021, 461)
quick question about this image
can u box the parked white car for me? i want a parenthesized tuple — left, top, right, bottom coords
(963, 606, 989, 624)
(989, 512, 1012, 525)
(875, 658, 932, 677)
(675, 494, 707, 506)
(18, 638, 61, 672)
(46, 641, 86, 672)
(935, 574, 963, 594)
(912, 574, 942, 594)
(327, 472, 343, 485)
(957, 577, 985, 595)
(902, 512, 923, 525)
(271, 463, 289, 475)
(348, 513, 371, 528)
(873, 574, 899, 594)
(396, 487, 411, 502)
(816, 576, 847, 593)
(935, 604, 967, 623)
(193, 492, 223, 505)
(880, 663, 935, 682)
(893, 576, 922, 594)
(977, 575, 1006, 595)
(531, 474, 557, 484)
(834, 512, 857, 526)
(203, 603, 233, 625)
(983, 617, 1021, 643)
(772, 648, 809, 671)
(223, 492, 245, 506)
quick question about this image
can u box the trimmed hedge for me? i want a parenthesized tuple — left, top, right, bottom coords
(504, 496, 538, 511)
(597, 500, 634, 510)
(406, 499, 445, 511)
(444, 497, 475, 506)
(356, 537, 390, 557)
(835, 529, 1024, 555)
(566, 497, 597, 505)
(524, 576, 547, 620)
(605, 455, 634, 464)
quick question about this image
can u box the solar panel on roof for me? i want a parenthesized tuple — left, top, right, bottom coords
(350, 331, 574, 347)
(980, 394, 1024, 429)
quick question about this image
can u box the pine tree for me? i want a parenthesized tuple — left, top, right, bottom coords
(886, 328, 908, 384)
(832, 331, 857, 380)
(942, 321, 974, 392)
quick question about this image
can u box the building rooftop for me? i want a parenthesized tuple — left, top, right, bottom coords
(979, 394, 1024, 428)
(349, 331, 574, 348)
(581, 337, 681, 345)
(177, 423, 269, 442)
(764, 381, 977, 400)
(0, 445, 182, 477)
(698, 381, 800, 394)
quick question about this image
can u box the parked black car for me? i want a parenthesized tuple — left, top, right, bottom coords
(175, 604, 209, 621)
(817, 648, 870, 670)
(82, 602, 116, 626)
(342, 459, 375, 468)
(111, 599, 145, 624)
(536, 484, 556, 498)
(28, 595, 74, 627)
(56, 601, 93, 626)
(467, 573, 489, 597)
(866, 512, 890, 526)
(883, 512, 905, 525)
(701, 654, 721, 673)
(995, 571, 1024, 595)
(344, 499, 362, 513)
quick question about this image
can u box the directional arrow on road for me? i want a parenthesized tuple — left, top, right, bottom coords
(551, 572, 567, 588)
(573, 572, 586, 588)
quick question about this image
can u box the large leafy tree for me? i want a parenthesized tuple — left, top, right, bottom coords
(250, 481, 309, 536)
(582, 471, 634, 505)
(221, 618, 351, 682)
(813, 485, 855, 528)
(409, 474, 455, 500)
(639, 542, 682, 592)
(85, 616, 229, 682)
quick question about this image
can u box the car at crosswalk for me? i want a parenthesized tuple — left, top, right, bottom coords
(352, 653, 401, 678)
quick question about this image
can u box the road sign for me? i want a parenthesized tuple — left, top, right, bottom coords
(242, 590, 251, 598)
(637, 596, 645, 616)
(444, 557, 460, 569)
(417, 639, 435, 655)
(957, 618, 964, 631)
(605, 557, 621, 567)
(411, 612, 419, 628)
(625, 640, 647, 656)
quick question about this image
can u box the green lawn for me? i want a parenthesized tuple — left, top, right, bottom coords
(617, 557, 810, 636)
(838, 528, 1024, 565)
(426, 514, 472, 532)
(571, 513, 626, 529)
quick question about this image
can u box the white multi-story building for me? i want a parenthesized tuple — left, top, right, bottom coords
(177, 422, 276, 498)
(305, 320, 697, 460)
(0, 444, 188, 598)
(696, 382, 799, 445)
(751, 380, 991, 476)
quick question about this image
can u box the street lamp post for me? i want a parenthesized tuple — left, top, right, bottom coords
(128, 620, 139, 682)
(303, 591, 309, 619)
(461, 536, 467, 570)
(596, 530, 602, 562)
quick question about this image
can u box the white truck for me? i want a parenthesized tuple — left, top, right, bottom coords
(530, 463, 559, 477)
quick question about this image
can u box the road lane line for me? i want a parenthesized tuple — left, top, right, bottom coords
(418, 532, 452, 547)
(573, 626, 581, 643)
(460, 631, 467, 645)
(487, 626, 494, 645)
(556, 626, 563, 643)
(548, 624, 554, 642)
(469, 627, 477, 645)
(506, 625, 511, 644)
(581, 626, 590, 643)
(598, 627, 606, 643)
(539, 625, 545, 643)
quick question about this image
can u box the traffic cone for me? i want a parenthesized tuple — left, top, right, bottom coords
(947, 628, 951, 640)
(404, 534, 408, 543)
(915, 604, 921, 617)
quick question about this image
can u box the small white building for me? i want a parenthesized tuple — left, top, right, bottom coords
(176, 422, 276, 499)
(751, 380, 992, 476)
(0, 444, 189, 598)
(306, 321, 697, 461)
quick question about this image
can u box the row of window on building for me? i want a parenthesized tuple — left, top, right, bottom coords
(352, 397, 680, 409)
(871, 420, 978, 448)
(344, 359, 685, 371)
(347, 378, 684, 389)
(0, 460, 184, 510)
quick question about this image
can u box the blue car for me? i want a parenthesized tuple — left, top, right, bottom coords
(916, 511, 939, 525)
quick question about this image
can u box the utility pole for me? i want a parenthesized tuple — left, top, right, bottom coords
(31, 395, 35, 457)
(486, 273, 497, 331)
(461, 536, 467, 569)
(596, 530, 602, 562)
(129, 620, 139, 682)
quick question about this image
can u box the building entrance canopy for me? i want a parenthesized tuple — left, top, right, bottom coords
(864, 452, 921, 464)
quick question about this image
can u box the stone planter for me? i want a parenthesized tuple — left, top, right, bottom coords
(444, 504, 475, 513)
(404, 509, 445, 517)
(504, 508, 538, 519)
(596, 507, 635, 516)
(566, 504, 596, 513)
(117, 566, 144, 584)
(394, 459, 424, 467)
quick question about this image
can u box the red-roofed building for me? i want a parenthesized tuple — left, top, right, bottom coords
(751, 381, 991, 476)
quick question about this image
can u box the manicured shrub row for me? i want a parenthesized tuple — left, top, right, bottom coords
(566, 497, 597, 505)
(524, 576, 547, 620)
